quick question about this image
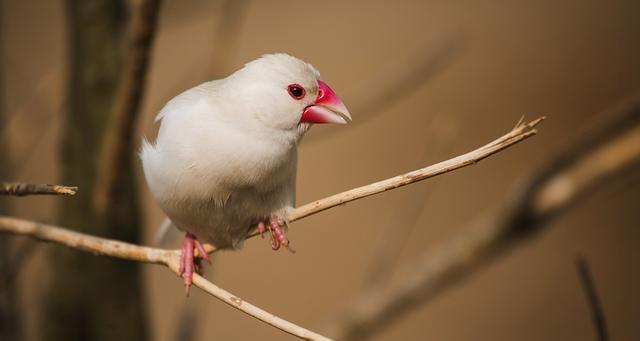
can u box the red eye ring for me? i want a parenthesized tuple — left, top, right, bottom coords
(287, 84, 306, 100)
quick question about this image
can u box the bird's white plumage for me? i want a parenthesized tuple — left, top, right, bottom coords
(141, 54, 322, 248)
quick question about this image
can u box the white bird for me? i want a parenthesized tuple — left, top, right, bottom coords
(141, 54, 351, 289)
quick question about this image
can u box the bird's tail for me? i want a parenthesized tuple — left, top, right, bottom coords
(154, 217, 181, 245)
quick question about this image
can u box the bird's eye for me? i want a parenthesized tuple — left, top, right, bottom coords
(287, 84, 305, 100)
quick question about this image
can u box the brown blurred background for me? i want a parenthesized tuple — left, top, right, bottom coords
(1, 0, 639, 340)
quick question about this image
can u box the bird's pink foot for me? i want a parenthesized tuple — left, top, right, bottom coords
(179, 232, 210, 295)
(258, 215, 294, 252)
(257, 221, 267, 238)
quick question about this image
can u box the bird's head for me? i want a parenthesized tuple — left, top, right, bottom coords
(228, 54, 351, 139)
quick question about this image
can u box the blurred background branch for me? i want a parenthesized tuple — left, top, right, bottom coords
(576, 256, 608, 341)
(0, 238, 38, 295)
(326, 93, 640, 340)
(306, 33, 465, 143)
(93, 0, 161, 218)
(40, 1, 162, 340)
(362, 113, 458, 289)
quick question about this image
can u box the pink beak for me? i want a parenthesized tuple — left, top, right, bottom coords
(300, 80, 352, 124)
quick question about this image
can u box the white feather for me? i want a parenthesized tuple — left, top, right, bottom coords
(141, 54, 320, 248)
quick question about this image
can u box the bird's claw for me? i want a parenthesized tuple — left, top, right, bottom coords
(257, 221, 267, 238)
(258, 215, 294, 252)
(179, 232, 210, 296)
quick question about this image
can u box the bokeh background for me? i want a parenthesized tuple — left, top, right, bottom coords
(1, 0, 639, 340)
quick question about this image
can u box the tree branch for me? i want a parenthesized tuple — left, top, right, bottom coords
(189, 117, 543, 256)
(0, 216, 332, 341)
(0, 182, 77, 196)
(0, 117, 543, 338)
(325, 93, 640, 340)
(93, 0, 162, 214)
(291, 117, 543, 222)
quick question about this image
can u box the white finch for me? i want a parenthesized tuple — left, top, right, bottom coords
(141, 54, 351, 288)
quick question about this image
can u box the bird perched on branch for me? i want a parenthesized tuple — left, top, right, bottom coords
(141, 54, 351, 290)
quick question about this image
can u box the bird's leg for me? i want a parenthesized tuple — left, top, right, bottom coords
(179, 234, 194, 292)
(179, 232, 210, 295)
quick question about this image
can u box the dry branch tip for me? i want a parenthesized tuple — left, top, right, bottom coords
(0, 182, 78, 196)
(52, 186, 78, 196)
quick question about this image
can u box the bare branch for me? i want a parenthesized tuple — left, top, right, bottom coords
(289, 117, 543, 222)
(576, 256, 608, 341)
(0, 216, 333, 341)
(187, 117, 543, 257)
(326, 94, 640, 340)
(0, 115, 543, 337)
(93, 0, 162, 214)
(0, 182, 77, 196)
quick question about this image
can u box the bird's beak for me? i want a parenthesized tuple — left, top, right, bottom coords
(300, 80, 352, 124)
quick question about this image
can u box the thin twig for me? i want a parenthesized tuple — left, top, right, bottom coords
(575, 256, 608, 341)
(0, 216, 332, 341)
(0, 117, 543, 339)
(93, 0, 162, 214)
(0, 182, 77, 196)
(325, 94, 640, 340)
(289, 117, 543, 222)
(193, 117, 543, 255)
